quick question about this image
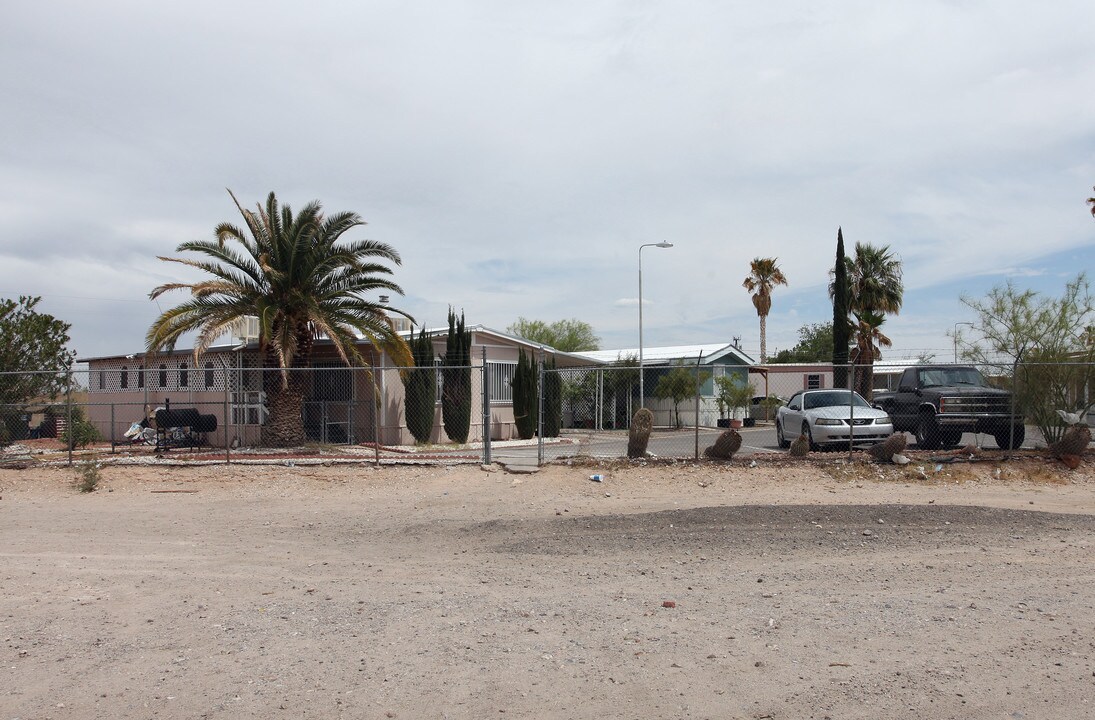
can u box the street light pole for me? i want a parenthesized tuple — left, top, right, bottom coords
(953, 322, 974, 363)
(639, 242, 674, 409)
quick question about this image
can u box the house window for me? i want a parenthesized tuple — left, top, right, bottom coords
(99, 370, 105, 391)
(231, 391, 266, 425)
(487, 361, 517, 403)
(120, 366, 128, 390)
(805, 373, 823, 390)
(159, 364, 168, 388)
(204, 361, 215, 388)
(138, 365, 145, 389)
(179, 363, 189, 388)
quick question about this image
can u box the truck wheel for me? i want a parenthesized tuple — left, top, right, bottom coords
(993, 424, 1025, 450)
(776, 420, 790, 449)
(940, 430, 963, 448)
(916, 413, 942, 450)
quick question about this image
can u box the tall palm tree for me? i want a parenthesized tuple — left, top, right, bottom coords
(742, 257, 788, 363)
(828, 242, 903, 398)
(847, 242, 903, 316)
(850, 310, 892, 400)
(146, 190, 412, 447)
(846, 243, 902, 399)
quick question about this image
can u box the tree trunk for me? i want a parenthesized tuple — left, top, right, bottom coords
(262, 381, 306, 447)
(260, 328, 312, 448)
(759, 313, 767, 363)
(854, 358, 874, 402)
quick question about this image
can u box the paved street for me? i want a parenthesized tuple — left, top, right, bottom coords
(489, 423, 1040, 464)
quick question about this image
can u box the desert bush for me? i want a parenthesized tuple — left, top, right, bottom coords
(74, 457, 101, 493)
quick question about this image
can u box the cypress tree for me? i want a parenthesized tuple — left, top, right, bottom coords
(513, 348, 537, 440)
(542, 357, 561, 438)
(832, 228, 851, 389)
(441, 308, 472, 443)
(402, 326, 436, 443)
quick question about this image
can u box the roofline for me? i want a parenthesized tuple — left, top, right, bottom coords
(77, 344, 248, 364)
(79, 325, 602, 366)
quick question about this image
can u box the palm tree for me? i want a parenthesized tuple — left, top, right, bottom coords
(847, 242, 903, 316)
(846, 242, 902, 399)
(146, 190, 412, 447)
(850, 310, 892, 400)
(828, 242, 902, 397)
(742, 257, 788, 363)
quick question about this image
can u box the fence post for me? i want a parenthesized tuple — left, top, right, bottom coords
(224, 375, 230, 464)
(694, 352, 702, 459)
(110, 403, 116, 454)
(481, 347, 491, 465)
(537, 356, 545, 467)
(65, 369, 73, 467)
(371, 367, 381, 467)
(1010, 353, 1021, 451)
(848, 362, 856, 461)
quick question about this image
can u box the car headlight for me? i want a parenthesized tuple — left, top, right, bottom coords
(876, 416, 892, 425)
(814, 418, 843, 426)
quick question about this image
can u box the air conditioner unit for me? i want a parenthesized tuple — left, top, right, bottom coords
(231, 316, 260, 344)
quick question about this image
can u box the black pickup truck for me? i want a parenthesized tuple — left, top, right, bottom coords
(872, 365, 1024, 450)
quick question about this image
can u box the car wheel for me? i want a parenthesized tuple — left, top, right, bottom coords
(916, 412, 942, 450)
(993, 424, 1025, 450)
(776, 420, 790, 449)
(803, 421, 819, 452)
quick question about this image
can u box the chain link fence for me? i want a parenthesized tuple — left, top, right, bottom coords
(2, 359, 1092, 465)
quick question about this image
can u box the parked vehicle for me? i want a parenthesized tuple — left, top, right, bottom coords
(776, 389, 894, 451)
(872, 365, 1023, 450)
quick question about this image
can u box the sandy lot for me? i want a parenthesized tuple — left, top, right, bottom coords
(3, 454, 1095, 719)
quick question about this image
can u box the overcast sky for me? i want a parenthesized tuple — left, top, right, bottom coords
(2, 1, 1093, 364)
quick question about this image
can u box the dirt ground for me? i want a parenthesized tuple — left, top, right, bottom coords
(3, 453, 1095, 719)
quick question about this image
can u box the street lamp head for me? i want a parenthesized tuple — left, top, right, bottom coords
(655, 242, 673, 248)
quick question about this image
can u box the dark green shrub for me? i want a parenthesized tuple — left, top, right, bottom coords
(513, 348, 537, 440)
(402, 327, 436, 443)
(441, 308, 472, 443)
(542, 358, 561, 438)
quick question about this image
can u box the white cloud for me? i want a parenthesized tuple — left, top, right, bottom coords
(2, 1, 1094, 360)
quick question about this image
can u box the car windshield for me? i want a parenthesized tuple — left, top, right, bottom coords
(803, 391, 871, 410)
(918, 367, 989, 388)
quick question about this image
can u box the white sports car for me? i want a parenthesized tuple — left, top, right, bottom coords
(776, 389, 894, 451)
